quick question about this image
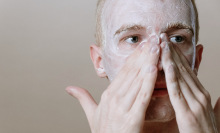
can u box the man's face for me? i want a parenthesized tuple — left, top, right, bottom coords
(101, 0, 195, 122)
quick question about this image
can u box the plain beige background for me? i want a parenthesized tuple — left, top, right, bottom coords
(0, 0, 219, 132)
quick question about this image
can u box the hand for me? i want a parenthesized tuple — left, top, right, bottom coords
(214, 97, 220, 132)
(160, 33, 219, 133)
(66, 36, 160, 133)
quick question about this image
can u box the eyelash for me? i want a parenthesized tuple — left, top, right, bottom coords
(169, 35, 186, 44)
(123, 35, 142, 44)
(121, 34, 187, 45)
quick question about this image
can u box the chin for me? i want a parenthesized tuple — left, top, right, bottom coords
(144, 96, 175, 122)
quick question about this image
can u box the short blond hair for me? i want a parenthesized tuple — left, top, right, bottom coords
(95, 0, 107, 46)
(95, 0, 199, 46)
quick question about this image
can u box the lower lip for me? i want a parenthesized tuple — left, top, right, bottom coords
(152, 88, 168, 97)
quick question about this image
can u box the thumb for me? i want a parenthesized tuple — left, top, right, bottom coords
(66, 86, 97, 123)
(214, 97, 220, 131)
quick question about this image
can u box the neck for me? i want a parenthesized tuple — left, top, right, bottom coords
(142, 118, 179, 133)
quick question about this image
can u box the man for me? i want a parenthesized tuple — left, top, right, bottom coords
(66, 0, 220, 132)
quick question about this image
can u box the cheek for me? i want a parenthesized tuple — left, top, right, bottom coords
(102, 37, 139, 81)
(102, 51, 129, 81)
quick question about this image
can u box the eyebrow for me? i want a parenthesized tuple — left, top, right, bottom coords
(114, 22, 194, 37)
(161, 22, 194, 35)
(114, 24, 145, 36)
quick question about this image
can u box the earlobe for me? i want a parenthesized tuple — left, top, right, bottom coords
(90, 44, 107, 78)
(194, 44, 204, 74)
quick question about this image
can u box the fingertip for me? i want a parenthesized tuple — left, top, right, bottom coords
(160, 33, 169, 42)
(160, 33, 166, 39)
(65, 86, 77, 96)
(149, 35, 160, 45)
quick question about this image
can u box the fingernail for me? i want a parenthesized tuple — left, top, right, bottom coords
(160, 33, 168, 42)
(151, 45, 159, 54)
(150, 35, 159, 45)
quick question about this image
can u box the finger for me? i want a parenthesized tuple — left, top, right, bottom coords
(161, 41, 190, 115)
(66, 86, 97, 123)
(130, 36, 160, 114)
(106, 40, 147, 94)
(214, 97, 220, 131)
(163, 41, 207, 115)
(113, 36, 160, 112)
(110, 35, 159, 98)
(131, 65, 158, 114)
(161, 34, 211, 108)
(174, 44, 211, 103)
(161, 32, 208, 100)
(100, 37, 159, 116)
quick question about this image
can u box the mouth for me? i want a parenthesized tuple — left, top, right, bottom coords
(152, 82, 168, 97)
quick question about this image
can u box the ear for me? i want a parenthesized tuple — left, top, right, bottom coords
(90, 44, 107, 78)
(194, 44, 203, 74)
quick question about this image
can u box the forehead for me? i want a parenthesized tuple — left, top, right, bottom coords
(102, 0, 193, 34)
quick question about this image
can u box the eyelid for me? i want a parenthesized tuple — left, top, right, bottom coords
(122, 34, 141, 42)
(117, 30, 145, 41)
(169, 35, 186, 43)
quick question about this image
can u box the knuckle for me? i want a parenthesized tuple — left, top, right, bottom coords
(167, 64, 175, 74)
(169, 73, 177, 83)
(200, 94, 207, 104)
(178, 75, 185, 83)
(192, 101, 205, 115)
(147, 65, 157, 73)
(199, 93, 211, 108)
(172, 90, 183, 99)
(150, 45, 160, 54)
(178, 63, 186, 73)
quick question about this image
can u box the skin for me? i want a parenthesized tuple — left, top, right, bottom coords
(66, 0, 220, 132)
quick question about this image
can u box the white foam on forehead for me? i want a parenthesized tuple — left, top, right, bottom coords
(101, 0, 196, 44)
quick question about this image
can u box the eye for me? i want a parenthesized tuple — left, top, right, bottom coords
(170, 36, 185, 44)
(125, 36, 139, 44)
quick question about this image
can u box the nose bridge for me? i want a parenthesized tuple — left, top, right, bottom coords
(144, 20, 163, 39)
